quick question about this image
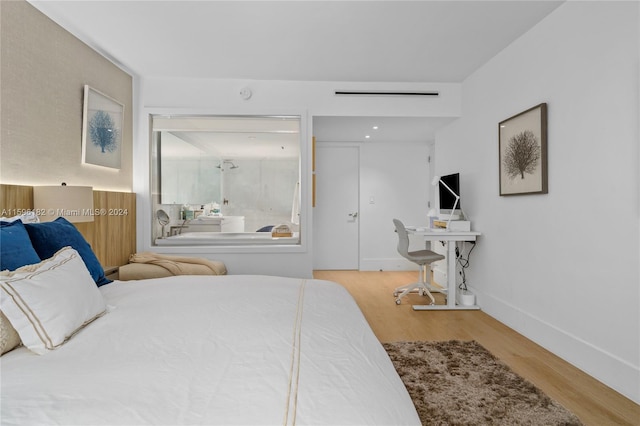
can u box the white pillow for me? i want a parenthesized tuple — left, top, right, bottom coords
(0, 310, 21, 354)
(0, 246, 106, 354)
(0, 211, 40, 223)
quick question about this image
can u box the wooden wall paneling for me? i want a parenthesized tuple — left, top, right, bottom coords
(92, 190, 136, 267)
(124, 192, 137, 265)
(0, 184, 136, 268)
(105, 192, 119, 266)
(115, 191, 136, 266)
(74, 220, 94, 255)
(0, 184, 34, 213)
(90, 191, 109, 266)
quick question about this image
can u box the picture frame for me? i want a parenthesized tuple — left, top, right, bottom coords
(82, 85, 124, 169)
(498, 103, 547, 196)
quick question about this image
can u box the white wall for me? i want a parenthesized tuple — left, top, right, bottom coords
(359, 141, 431, 270)
(435, 2, 639, 402)
(1, 1, 134, 191)
(135, 80, 460, 277)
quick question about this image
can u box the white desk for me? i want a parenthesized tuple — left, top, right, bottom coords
(407, 228, 481, 311)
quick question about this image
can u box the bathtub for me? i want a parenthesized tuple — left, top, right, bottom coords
(155, 231, 299, 246)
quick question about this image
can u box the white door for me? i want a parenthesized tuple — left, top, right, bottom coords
(313, 145, 359, 269)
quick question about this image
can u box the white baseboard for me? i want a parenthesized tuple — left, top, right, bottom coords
(475, 288, 640, 404)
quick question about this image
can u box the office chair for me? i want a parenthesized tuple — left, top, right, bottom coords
(392, 219, 445, 305)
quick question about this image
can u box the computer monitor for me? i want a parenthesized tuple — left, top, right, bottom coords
(437, 173, 461, 220)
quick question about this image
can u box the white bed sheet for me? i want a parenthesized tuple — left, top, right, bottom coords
(1, 275, 420, 425)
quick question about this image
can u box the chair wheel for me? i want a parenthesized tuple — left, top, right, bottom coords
(393, 292, 399, 297)
(395, 298, 402, 305)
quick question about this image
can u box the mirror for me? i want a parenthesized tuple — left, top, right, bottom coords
(155, 115, 300, 206)
(151, 115, 302, 244)
(156, 209, 170, 238)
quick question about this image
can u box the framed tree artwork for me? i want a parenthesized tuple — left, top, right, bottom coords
(82, 85, 124, 169)
(499, 103, 547, 196)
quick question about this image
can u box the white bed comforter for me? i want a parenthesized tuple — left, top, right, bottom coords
(1, 275, 420, 425)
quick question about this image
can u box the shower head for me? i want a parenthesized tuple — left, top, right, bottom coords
(217, 160, 239, 171)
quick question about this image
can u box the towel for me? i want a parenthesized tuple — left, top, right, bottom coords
(127, 252, 227, 276)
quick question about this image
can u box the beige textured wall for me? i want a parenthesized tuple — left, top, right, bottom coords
(0, 0, 132, 191)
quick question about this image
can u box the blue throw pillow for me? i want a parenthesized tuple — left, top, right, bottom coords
(0, 220, 42, 271)
(24, 217, 112, 287)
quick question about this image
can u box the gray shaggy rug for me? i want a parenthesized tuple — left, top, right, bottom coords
(383, 340, 583, 425)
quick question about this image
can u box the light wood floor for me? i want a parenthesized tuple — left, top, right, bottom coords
(313, 270, 640, 426)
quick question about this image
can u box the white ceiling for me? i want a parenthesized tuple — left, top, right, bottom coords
(155, 115, 301, 159)
(28, 0, 563, 83)
(313, 115, 455, 143)
(28, 0, 563, 142)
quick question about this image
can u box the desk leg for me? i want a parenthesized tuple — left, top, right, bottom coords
(413, 240, 480, 311)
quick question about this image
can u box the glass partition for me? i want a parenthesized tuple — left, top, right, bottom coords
(150, 115, 301, 246)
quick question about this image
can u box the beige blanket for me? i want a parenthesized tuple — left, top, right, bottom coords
(127, 252, 227, 277)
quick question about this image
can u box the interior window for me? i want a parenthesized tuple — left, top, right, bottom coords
(150, 115, 301, 246)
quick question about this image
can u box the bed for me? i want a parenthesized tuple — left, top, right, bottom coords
(0, 218, 420, 425)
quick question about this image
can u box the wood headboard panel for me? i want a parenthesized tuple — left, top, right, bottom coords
(1, 184, 136, 267)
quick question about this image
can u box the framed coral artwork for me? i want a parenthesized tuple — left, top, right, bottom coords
(81, 85, 123, 169)
(499, 103, 547, 196)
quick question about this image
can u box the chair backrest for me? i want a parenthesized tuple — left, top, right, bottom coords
(392, 219, 411, 259)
